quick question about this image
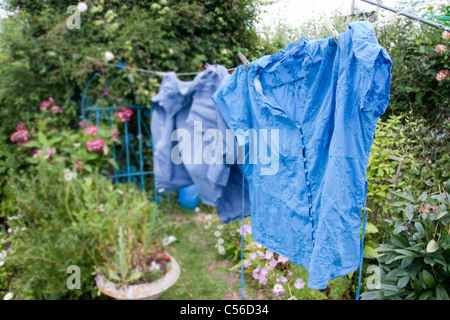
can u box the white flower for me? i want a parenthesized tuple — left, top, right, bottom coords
(288, 296, 298, 300)
(221, 48, 227, 55)
(168, 48, 174, 54)
(217, 224, 223, 230)
(3, 292, 13, 300)
(195, 207, 200, 213)
(0, 251, 7, 259)
(230, 231, 236, 236)
(99, 204, 105, 212)
(204, 222, 211, 230)
(272, 284, 284, 294)
(77, 2, 88, 12)
(64, 172, 74, 181)
(217, 238, 224, 245)
(7, 228, 12, 234)
(205, 214, 212, 220)
(214, 231, 221, 237)
(20, 227, 27, 231)
(149, 261, 160, 272)
(74, 143, 81, 148)
(218, 246, 225, 255)
(116, 189, 124, 195)
(105, 51, 115, 61)
(0, 261, 4, 267)
(7, 216, 18, 221)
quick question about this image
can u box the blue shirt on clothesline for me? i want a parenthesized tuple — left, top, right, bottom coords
(212, 21, 392, 289)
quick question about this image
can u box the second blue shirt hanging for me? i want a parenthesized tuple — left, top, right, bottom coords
(151, 65, 250, 223)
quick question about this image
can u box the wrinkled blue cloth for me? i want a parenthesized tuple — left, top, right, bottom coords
(151, 65, 250, 223)
(212, 22, 392, 289)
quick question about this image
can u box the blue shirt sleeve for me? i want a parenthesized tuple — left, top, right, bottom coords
(353, 36, 392, 119)
(212, 65, 252, 135)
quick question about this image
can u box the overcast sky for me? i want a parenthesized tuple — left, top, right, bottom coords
(256, 0, 448, 30)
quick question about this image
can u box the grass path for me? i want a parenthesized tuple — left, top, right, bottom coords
(159, 211, 266, 300)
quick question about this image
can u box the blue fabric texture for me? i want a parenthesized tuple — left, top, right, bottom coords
(212, 21, 392, 289)
(151, 65, 251, 223)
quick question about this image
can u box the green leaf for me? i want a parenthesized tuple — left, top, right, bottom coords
(364, 245, 379, 258)
(417, 191, 427, 202)
(365, 222, 379, 234)
(426, 239, 439, 253)
(391, 190, 414, 202)
(391, 234, 409, 248)
(108, 269, 121, 281)
(424, 257, 435, 266)
(436, 211, 447, 220)
(419, 290, 434, 300)
(397, 276, 410, 289)
(394, 225, 408, 234)
(128, 270, 143, 282)
(405, 206, 414, 221)
(436, 285, 449, 300)
(414, 222, 425, 235)
(422, 270, 436, 288)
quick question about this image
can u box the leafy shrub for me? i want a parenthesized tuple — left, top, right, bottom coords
(361, 186, 450, 300)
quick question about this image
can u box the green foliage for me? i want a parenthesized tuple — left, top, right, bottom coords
(0, 0, 263, 139)
(361, 186, 450, 300)
(1, 158, 170, 299)
(376, 15, 450, 123)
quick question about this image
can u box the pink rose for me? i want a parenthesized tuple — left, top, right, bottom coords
(442, 31, 450, 41)
(16, 122, 26, 131)
(50, 105, 63, 114)
(115, 107, 134, 122)
(10, 129, 29, 147)
(84, 125, 98, 136)
(435, 44, 448, 54)
(86, 138, 104, 152)
(436, 70, 450, 82)
(39, 97, 55, 111)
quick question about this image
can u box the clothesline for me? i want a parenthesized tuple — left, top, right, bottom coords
(85, 56, 236, 77)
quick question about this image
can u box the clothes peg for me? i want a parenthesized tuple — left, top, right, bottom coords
(204, 63, 218, 74)
(237, 52, 250, 71)
(323, 19, 339, 44)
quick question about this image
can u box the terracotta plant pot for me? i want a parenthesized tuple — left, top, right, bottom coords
(95, 254, 180, 300)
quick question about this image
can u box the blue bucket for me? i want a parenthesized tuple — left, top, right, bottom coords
(178, 185, 200, 210)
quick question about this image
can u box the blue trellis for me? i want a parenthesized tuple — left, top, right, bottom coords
(80, 71, 160, 203)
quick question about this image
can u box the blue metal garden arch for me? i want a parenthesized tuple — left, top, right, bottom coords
(79, 69, 158, 202)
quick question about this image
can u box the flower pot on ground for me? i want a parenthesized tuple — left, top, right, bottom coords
(95, 253, 180, 300)
(86, 184, 177, 299)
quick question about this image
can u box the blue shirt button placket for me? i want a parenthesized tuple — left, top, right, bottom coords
(300, 128, 314, 241)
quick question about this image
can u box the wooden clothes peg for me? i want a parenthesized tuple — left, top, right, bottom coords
(323, 19, 339, 44)
(237, 52, 250, 71)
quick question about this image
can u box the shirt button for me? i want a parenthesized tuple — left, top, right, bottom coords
(306, 181, 310, 186)
(309, 204, 312, 208)
(308, 193, 312, 197)
(304, 169, 308, 174)
(301, 145, 305, 149)
(303, 158, 307, 162)
(309, 217, 313, 222)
